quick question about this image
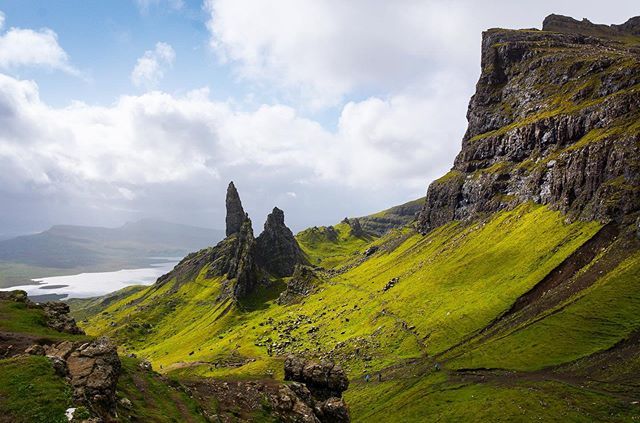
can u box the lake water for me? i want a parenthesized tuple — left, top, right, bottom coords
(1, 259, 179, 300)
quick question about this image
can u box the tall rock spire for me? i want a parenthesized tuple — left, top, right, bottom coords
(225, 181, 246, 237)
(255, 207, 306, 277)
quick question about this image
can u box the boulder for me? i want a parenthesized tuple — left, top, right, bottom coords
(284, 355, 349, 401)
(24, 344, 45, 356)
(315, 397, 350, 423)
(41, 302, 84, 335)
(47, 337, 121, 420)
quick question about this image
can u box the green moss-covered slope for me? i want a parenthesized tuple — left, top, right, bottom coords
(75, 202, 640, 421)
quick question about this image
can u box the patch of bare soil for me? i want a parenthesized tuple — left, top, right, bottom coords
(0, 331, 55, 358)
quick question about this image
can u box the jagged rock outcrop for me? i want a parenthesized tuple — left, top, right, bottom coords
(284, 355, 350, 422)
(255, 207, 306, 277)
(157, 183, 259, 300)
(226, 181, 246, 237)
(0, 290, 84, 334)
(226, 218, 258, 298)
(284, 355, 349, 401)
(45, 337, 121, 420)
(418, 15, 640, 233)
(278, 265, 319, 304)
(41, 302, 85, 335)
(342, 217, 365, 237)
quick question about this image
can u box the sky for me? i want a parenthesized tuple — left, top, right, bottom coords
(0, 0, 637, 236)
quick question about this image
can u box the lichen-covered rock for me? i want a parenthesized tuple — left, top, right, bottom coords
(314, 397, 350, 423)
(67, 337, 121, 419)
(0, 290, 29, 303)
(418, 15, 640, 232)
(45, 337, 121, 420)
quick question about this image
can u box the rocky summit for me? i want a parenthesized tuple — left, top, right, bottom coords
(156, 183, 306, 300)
(225, 181, 246, 237)
(418, 15, 640, 232)
(255, 207, 307, 277)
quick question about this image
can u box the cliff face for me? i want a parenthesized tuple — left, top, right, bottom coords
(418, 15, 640, 232)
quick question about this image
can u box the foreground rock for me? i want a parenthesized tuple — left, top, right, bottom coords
(255, 207, 306, 277)
(42, 302, 85, 334)
(285, 355, 350, 422)
(44, 337, 121, 421)
(185, 356, 350, 422)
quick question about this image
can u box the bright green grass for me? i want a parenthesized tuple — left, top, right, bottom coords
(450, 251, 640, 371)
(84, 204, 601, 384)
(116, 356, 205, 422)
(346, 373, 637, 422)
(0, 355, 72, 423)
(0, 300, 87, 341)
(296, 222, 376, 268)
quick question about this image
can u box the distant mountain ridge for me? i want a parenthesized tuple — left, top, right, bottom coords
(0, 220, 224, 287)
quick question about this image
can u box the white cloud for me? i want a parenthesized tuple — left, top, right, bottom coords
(131, 42, 176, 89)
(0, 24, 79, 75)
(0, 11, 5, 31)
(204, 0, 475, 108)
(0, 71, 463, 228)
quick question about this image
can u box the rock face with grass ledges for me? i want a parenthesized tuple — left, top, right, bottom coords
(418, 14, 640, 233)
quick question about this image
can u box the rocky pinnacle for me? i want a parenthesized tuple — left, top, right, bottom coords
(225, 181, 246, 237)
(255, 207, 306, 277)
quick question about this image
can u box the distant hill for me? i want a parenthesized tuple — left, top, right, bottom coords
(0, 220, 224, 287)
(355, 197, 423, 235)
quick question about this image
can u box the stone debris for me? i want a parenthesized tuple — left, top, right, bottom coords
(382, 277, 400, 292)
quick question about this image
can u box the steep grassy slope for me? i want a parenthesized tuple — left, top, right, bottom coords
(75, 203, 640, 421)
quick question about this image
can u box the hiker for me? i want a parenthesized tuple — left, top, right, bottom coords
(434, 362, 441, 371)
(378, 373, 382, 382)
(365, 374, 371, 382)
